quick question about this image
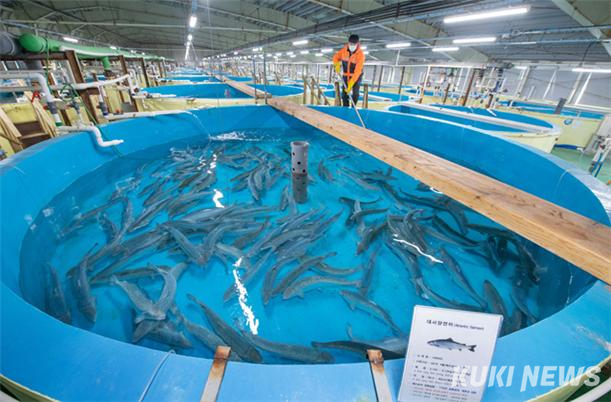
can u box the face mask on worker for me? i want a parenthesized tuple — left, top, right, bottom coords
(348, 43, 357, 52)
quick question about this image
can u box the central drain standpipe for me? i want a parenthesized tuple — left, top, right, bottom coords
(291, 141, 309, 203)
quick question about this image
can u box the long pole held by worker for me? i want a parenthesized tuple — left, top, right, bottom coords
(335, 72, 365, 128)
(332, 34, 366, 128)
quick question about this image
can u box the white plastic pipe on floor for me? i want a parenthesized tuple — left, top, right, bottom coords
(0, 70, 63, 125)
(58, 123, 123, 147)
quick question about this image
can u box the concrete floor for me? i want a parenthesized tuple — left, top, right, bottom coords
(551, 148, 611, 184)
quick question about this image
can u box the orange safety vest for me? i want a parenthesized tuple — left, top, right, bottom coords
(333, 44, 365, 84)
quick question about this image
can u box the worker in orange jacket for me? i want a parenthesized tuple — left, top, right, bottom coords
(333, 34, 365, 107)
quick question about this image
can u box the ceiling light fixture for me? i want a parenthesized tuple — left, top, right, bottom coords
(453, 36, 496, 44)
(189, 15, 197, 28)
(300, 50, 309, 54)
(320, 48, 333, 53)
(293, 39, 308, 46)
(289, 54, 296, 58)
(385, 42, 411, 49)
(444, 6, 529, 24)
(315, 52, 323, 57)
(187, 34, 193, 41)
(572, 67, 611, 74)
(63, 36, 78, 43)
(110, 45, 117, 50)
(432, 46, 459, 52)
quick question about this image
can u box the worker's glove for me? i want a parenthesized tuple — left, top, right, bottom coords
(334, 61, 341, 74)
(346, 80, 354, 93)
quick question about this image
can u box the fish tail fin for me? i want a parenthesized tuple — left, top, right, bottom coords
(346, 325, 354, 340)
(148, 262, 162, 275)
(172, 305, 185, 324)
(468, 345, 476, 352)
(342, 294, 357, 310)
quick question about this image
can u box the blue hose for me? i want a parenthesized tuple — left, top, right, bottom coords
(553, 144, 581, 150)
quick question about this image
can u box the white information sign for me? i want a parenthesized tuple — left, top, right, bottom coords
(398, 306, 503, 402)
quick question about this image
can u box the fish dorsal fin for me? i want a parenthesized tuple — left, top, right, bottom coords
(445, 337, 454, 342)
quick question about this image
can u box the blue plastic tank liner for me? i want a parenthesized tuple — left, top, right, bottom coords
(1, 105, 609, 401)
(499, 100, 605, 120)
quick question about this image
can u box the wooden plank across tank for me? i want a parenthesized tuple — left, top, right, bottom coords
(367, 349, 393, 402)
(267, 97, 611, 284)
(216, 76, 270, 99)
(200, 346, 231, 402)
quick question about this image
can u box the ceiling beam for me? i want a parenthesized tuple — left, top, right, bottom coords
(217, 0, 482, 54)
(36, 5, 118, 20)
(32, 3, 290, 36)
(154, 0, 312, 32)
(304, 0, 455, 62)
(5, 19, 283, 33)
(305, 0, 493, 63)
(18, 0, 133, 44)
(551, 0, 611, 56)
(203, 5, 296, 31)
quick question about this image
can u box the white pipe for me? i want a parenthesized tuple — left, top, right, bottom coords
(126, 75, 138, 94)
(0, 70, 63, 125)
(51, 75, 132, 116)
(50, 74, 131, 91)
(60, 64, 76, 85)
(104, 110, 185, 121)
(505, 99, 611, 114)
(291, 141, 309, 175)
(133, 93, 176, 99)
(397, 101, 559, 134)
(0, 71, 51, 101)
(97, 84, 109, 116)
(58, 123, 123, 147)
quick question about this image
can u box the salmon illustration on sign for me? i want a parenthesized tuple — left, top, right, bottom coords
(428, 338, 477, 352)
